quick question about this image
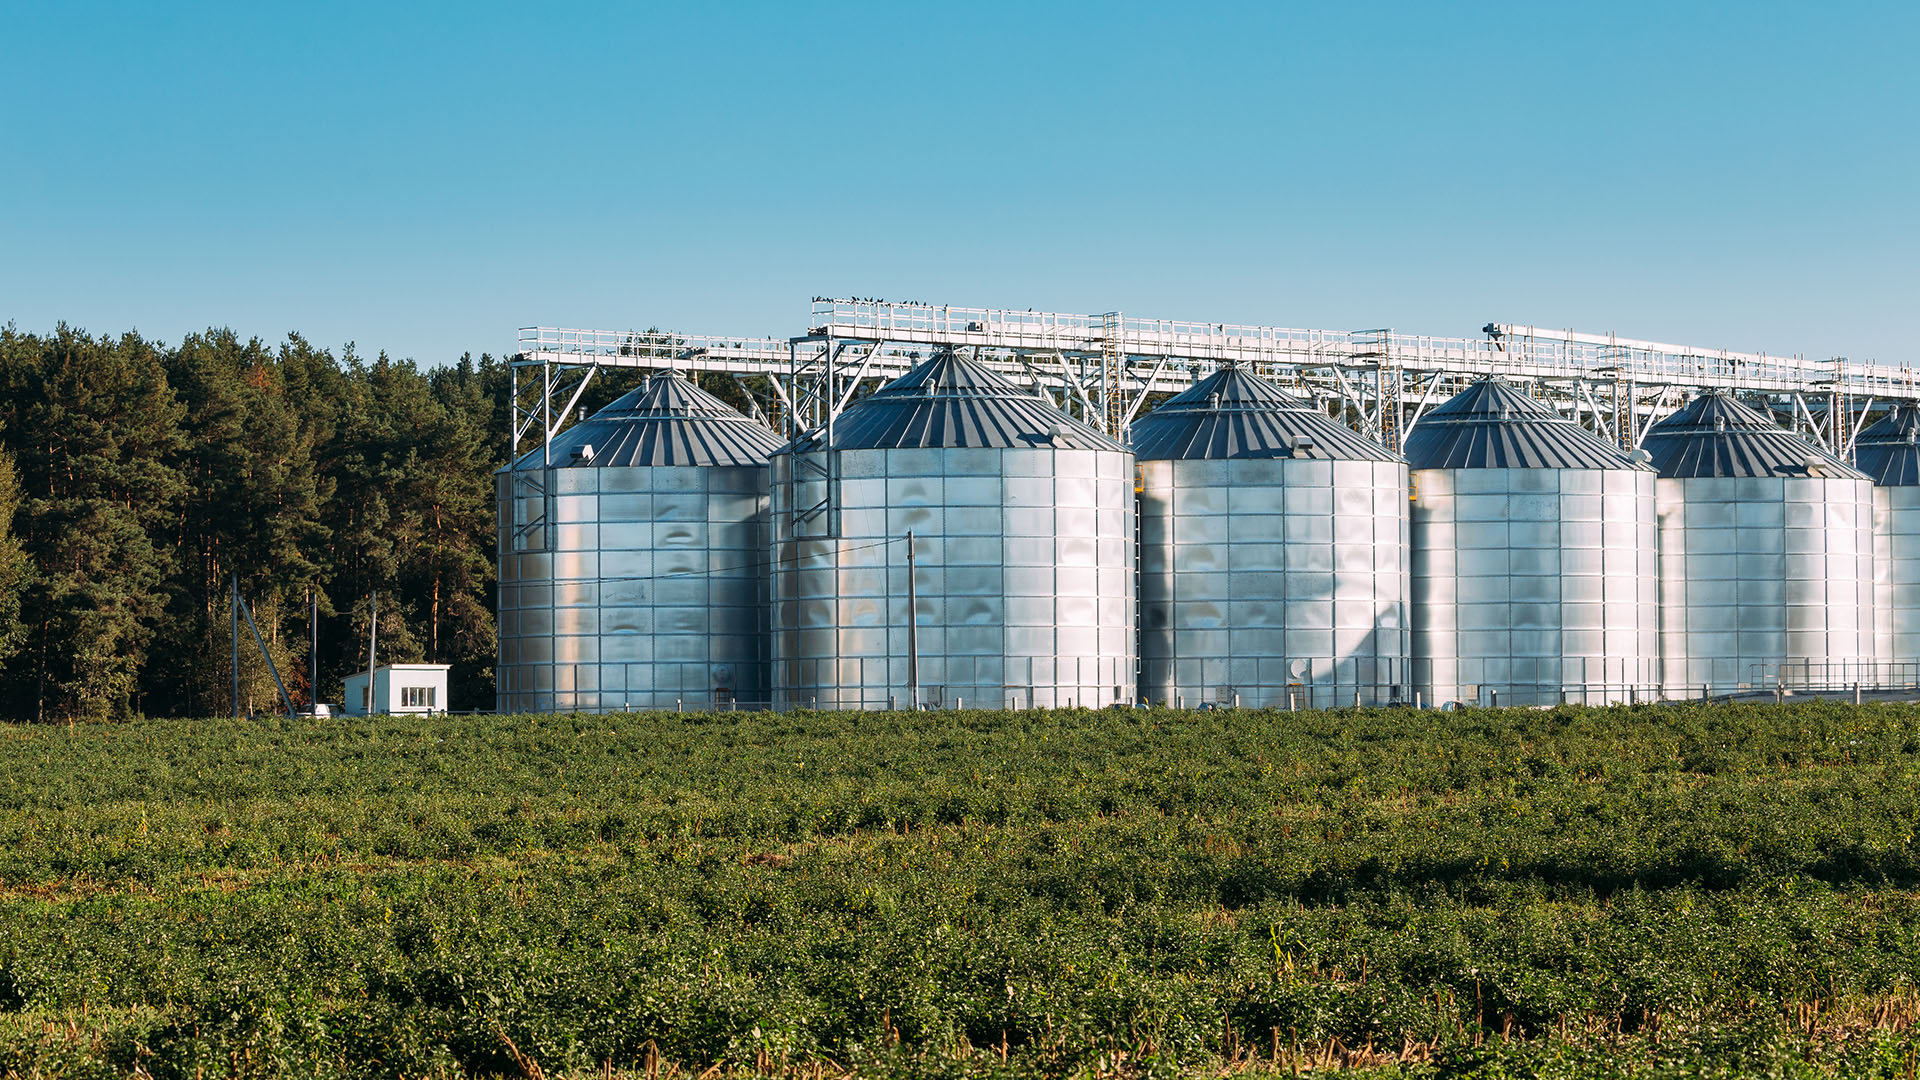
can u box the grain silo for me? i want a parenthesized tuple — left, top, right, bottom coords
(1855, 405, 1920, 678)
(770, 348, 1135, 710)
(1131, 365, 1409, 707)
(496, 370, 784, 713)
(1641, 392, 1876, 697)
(1404, 378, 1659, 707)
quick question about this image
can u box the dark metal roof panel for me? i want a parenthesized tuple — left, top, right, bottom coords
(1853, 405, 1920, 487)
(785, 350, 1127, 453)
(1130, 367, 1400, 462)
(1402, 379, 1650, 472)
(1641, 392, 1866, 480)
(508, 371, 785, 470)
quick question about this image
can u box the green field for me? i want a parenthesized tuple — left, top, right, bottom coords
(0, 703, 1919, 1077)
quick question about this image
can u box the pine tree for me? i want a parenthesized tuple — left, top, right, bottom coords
(0, 446, 31, 665)
(417, 357, 499, 705)
(0, 326, 186, 721)
(144, 329, 330, 716)
(0, 322, 538, 720)
(313, 351, 440, 695)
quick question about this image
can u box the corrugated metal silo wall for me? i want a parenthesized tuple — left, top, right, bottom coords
(1138, 457, 1410, 707)
(1411, 466, 1659, 706)
(1658, 475, 1876, 695)
(495, 471, 524, 714)
(1875, 486, 1920, 675)
(496, 463, 771, 713)
(771, 446, 1136, 710)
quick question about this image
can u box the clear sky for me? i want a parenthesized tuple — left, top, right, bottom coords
(3, 1, 1915, 366)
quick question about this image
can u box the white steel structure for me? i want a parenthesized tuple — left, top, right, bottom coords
(506, 297, 1920, 707)
(515, 300, 1917, 466)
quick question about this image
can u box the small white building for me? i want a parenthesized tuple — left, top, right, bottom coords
(342, 663, 451, 716)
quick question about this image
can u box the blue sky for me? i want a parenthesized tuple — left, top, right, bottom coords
(3, 1, 1915, 366)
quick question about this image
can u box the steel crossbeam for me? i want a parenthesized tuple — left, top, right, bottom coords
(512, 299, 1915, 464)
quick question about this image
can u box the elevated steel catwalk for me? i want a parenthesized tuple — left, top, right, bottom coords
(514, 300, 1916, 466)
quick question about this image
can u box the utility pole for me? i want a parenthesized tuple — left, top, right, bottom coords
(231, 574, 242, 719)
(310, 589, 319, 715)
(236, 587, 297, 718)
(905, 531, 919, 709)
(366, 591, 379, 716)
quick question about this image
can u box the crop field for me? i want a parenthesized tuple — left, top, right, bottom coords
(1, 704, 1919, 1077)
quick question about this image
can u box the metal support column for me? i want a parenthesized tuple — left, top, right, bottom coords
(906, 530, 919, 709)
(367, 591, 379, 717)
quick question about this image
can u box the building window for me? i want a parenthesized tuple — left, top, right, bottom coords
(401, 686, 437, 709)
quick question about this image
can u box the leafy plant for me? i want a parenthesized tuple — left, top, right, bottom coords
(0, 701, 1916, 1075)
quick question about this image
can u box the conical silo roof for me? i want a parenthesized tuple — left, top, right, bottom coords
(1852, 405, 1920, 486)
(1402, 378, 1649, 471)
(790, 349, 1126, 452)
(509, 370, 785, 469)
(1131, 366, 1398, 461)
(1640, 392, 1865, 480)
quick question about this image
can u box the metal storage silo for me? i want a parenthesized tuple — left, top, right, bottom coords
(1855, 405, 1920, 679)
(771, 348, 1135, 710)
(496, 370, 784, 713)
(1404, 378, 1659, 707)
(1131, 365, 1409, 708)
(1641, 392, 1876, 697)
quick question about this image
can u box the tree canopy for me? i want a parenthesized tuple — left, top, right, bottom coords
(0, 323, 529, 721)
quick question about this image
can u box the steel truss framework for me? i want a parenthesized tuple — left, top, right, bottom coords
(513, 300, 1920, 467)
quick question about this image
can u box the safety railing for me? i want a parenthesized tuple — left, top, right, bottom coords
(517, 326, 795, 367)
(805, 299, 1908, 398)
(524, 303, 1913, 405)
(1746, 659, 1920, 694)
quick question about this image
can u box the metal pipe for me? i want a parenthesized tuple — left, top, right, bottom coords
(824, 335, 836, 446)
(310, 589, 319, 714)
(905, 530, 919, 708)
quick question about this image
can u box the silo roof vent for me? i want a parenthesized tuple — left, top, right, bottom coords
(1641, 391, 1865, 480)
(780, 348, 1125, 452)
(1130, 366, 1396, 462)
(1400, 377, 1647, 471)
(509, 368, 784, 470)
